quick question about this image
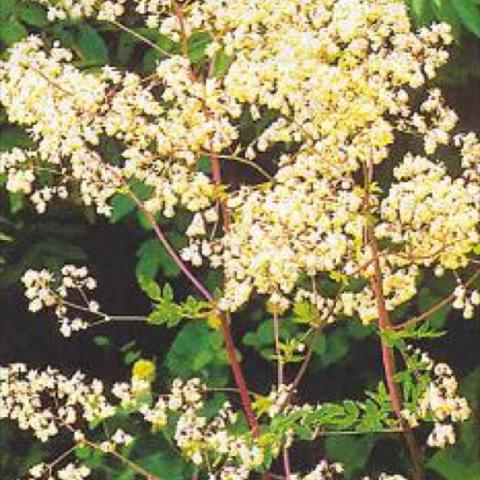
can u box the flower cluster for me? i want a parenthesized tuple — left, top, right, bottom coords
(452, 282, 480, 320)
(2, 0, 476, 325)
(21, 266, 99, 337)
(1, 363, 265, 479)
(0, 363, 116, 443)
(115, 375, 264, 474)
(377, 153, 480, 271)
(0, 36, 219, 220)
(213, 178, 365, 312)
(28, 462, 91, 480)
(419, 362, 471, 448)
(401, 350, 471, 449)
(23, 0, 127, 22)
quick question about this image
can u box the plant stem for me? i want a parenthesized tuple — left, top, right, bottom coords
(220, 314, 260, 437)
(110, 20, 174, 58)
(209, 150, 261, 439)
(128, 191, 214, 303)
(393, 268, 480, 330)
(128, 160, 261, 441)
(368, 230, 424, 480)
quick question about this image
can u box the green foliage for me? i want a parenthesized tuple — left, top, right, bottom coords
(313, 322, 372, 368)
(270, 393, 394, 441)
(381, 322, 446, 351)
(17, 3, 48, 28)
(0, 425, 44, 478)
(74, 24, 109, 66)
(187, 31, 211, 63)
(138, 274, 210, 328)
(293, 300, 320, 324)
(213, 50, 233, 78)
(408, 0, 480, 37)
(243, 317, 301, 361)
(136, 235, 185, 280)
(165, 323, 229, 386)
(0, 211, 87, 287)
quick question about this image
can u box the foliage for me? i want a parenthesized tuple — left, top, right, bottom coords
(0, 1, 479, 480)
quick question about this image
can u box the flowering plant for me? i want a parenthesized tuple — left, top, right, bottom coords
(0, 1, 479, 479)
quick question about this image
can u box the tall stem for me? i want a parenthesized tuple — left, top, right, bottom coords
(130, 186, 260, 437)
(368, 230, 424, 480)
(209, 150, 261, 438)
(361, 158, 423, 480)
(220, 315, 259, 436)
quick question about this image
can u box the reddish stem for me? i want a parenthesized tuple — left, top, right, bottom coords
(220, 316, 260, 436)
(368, 232, 424, 480)
(130, 186, 261, 438)
(209, 151, 261, 438)
(129, 192, 214, 303)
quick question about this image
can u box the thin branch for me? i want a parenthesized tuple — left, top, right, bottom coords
(80, 437, 160, 480)
(366, 231, 424, 480)
(127, 189, 214, 303)
(289, 287, 343, 393)
(393, 268, 480, 330)
(210, 152, 274, 182)
(61, 299, 147, 325)
(110, 20, 174, 58)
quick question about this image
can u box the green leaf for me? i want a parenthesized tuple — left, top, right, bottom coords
(417, 287, 450, 329)
(165, 323, 227, 383)
(214, 50, 232, 77)
(313, 327, 350, 367)
(137, 274, 162, 301)
(136, 237, 182, 280)
(148, 304, 182, 327)
(136, 452, 186, 480)
(428, 450, 480, 480)
(117, 32, 136, 66)
(75, 25, 109, 66)
(0, 19, 28, 46)
(187, 31, 211, 63)
(162, 283, 174, 301)
(9, 192, 24, 214)
(293, 300, 319, 324)
(109, 194, 136, 223)
(432, 0, 463, 38)
(453, 0, 480, 36)
(0, 126, 34, 151)
(18, 3, 48, 27)
(0, 0, 15, 20)
(124, 350, 142, 365)
(51, 23, 76, 49)
(409, 0, 436, 28)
